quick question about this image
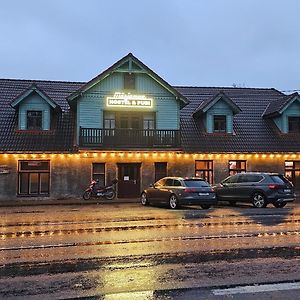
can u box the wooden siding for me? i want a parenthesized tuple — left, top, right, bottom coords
(76, 72, 180, 135)
(206, 99, 234, 133)
(274, 100, 300, 133)
(18, 93, 51, 130)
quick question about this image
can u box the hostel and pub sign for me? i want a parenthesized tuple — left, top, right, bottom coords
(106, 93, 153, 108)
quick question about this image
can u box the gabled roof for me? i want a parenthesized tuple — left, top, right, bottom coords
(176, 86, 300, 152)
(10, 83, 58, 109)
(67, 52, 189, 108)
(0, 79, 84, 152)
(263, 92, 300, 117)
(192, 91, 241, 118)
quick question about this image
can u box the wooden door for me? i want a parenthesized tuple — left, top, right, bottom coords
(117, 163, 141, 198)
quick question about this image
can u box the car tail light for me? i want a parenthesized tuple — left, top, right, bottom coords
(184, 188, 197, 193)
(268, 184, 281, 190)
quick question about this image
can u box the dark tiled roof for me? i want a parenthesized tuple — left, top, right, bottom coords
(176, 86, 300, 152)
(263, 92, 299, 117)
(0, 79, 84, 152)
(1, 79, 300, 153)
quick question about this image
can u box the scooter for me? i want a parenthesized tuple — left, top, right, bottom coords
(83, 179, 118, 200)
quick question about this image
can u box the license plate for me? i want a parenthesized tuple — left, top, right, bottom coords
(199, 193, 209, 196)
(284, 189, 291, 193)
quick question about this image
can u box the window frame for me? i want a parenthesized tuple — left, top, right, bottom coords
(288, 116, 300, 133)
(27, 110, 43, 130)
(92, 163, 106, 187)
(228, 160, 247, 176)
(154, 162, 167, 182)
(18, 160, 50, 196)
(124, 73, 136, 90)
(195, 160, 214, 184)
(213, 115, 227, 133)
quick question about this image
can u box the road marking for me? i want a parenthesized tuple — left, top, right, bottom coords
(213, 282, 300, 295)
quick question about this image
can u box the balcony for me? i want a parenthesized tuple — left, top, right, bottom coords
(79, 127, 181, 149)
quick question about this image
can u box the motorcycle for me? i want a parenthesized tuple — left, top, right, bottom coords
(83, 179, 118, 200)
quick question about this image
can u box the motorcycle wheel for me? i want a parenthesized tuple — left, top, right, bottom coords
(83, 191, 91, 200)
(105, 190, 116, 200)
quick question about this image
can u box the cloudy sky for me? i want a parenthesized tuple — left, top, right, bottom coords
(0, 0, 299, 92)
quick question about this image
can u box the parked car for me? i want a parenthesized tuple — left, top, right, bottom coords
(214, 172, 296, 208)
(141, 177, 217, 209)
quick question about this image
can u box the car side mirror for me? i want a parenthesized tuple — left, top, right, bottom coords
(149, 183, 154, 188)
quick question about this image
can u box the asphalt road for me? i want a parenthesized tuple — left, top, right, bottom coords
(0, 201, 299, 299)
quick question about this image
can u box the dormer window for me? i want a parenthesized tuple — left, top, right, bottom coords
(213, 115, 226, 132)
(27, 111, 42, 130)
(124, 73, 135, 90)
(288, 117, 300, 133)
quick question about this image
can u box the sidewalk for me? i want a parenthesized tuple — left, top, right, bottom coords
(0, 197, 140, 207)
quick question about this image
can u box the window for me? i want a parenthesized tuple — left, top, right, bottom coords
(143, 113, 155, 130)
(195, 160, 213, 184)
(124, 73, 135, 90)
(184, 179, 210, 187)
(213, 115, 226, 132)
(165, 178, 174, 186)
(104, 112, 115, 138)
(92, 163, 105, 187)
(285, 161, 300, 188)
(18, 161, 50, 196)
(238, 174, 263, 183)
(27, 111, 42, 130)
(223, 175, 238, 184)
(228, 160, 246, 176)
(155, 162, 167, 182)
(288, 117, 300, 133)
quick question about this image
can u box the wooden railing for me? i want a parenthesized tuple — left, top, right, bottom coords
(79, 127, 181, 148)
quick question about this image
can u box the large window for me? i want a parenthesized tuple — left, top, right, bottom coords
(213, 115, 226, 132)
(155, 162, 167, 182)
(92, 163, 105, 187)
(229, 160, 246, 176)
(27, 111, 42, 130)
(285, 161, 300, 188)
(195, 160, 213, 184)
(18, 160, 50, 196)
(288, 117, 300, 133)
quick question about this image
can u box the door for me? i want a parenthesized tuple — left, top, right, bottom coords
(117, 163, 141, 198)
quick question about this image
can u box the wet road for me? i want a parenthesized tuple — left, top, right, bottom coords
(0, 202, 299, 299)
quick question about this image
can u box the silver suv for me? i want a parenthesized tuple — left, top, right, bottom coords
(214, 173, 296, 208)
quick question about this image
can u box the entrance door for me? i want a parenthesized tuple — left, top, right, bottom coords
(117, 163, 141, 198)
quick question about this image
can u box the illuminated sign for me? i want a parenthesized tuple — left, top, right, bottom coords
(106, 93, 153, 108)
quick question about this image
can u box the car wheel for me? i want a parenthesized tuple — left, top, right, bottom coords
(141, 192, 149, 206)
(252, 192, 267, 208)
(200, 204, 211, 209)
(273, 202, 287, 208)
(169, 194, 179, 209)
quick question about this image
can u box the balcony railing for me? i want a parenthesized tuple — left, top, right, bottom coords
(79, 127, 181, 148)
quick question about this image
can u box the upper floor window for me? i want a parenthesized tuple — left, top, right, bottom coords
(27, 111, 42, 130)
(229, 160, 246, 176)
(213, 115, 226, 132)
(288, 117, 300, 133)
(124, 73, 135, 90)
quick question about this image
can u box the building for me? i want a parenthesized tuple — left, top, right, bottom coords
(0, 53, 300, 202)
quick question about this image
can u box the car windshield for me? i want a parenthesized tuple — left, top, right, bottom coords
(270, 175, 291, 185)
(184, 179, 210, 187)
